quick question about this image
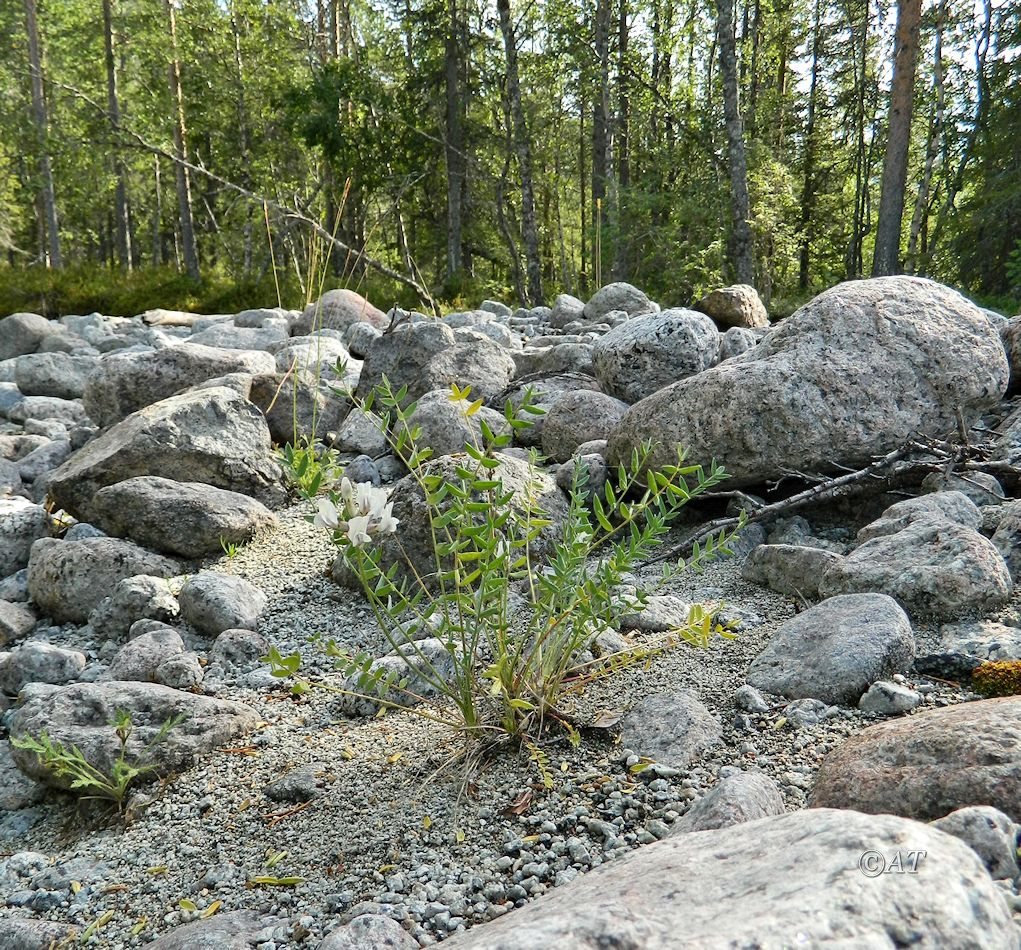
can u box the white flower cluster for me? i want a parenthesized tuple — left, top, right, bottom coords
(314, 478, 399, 548)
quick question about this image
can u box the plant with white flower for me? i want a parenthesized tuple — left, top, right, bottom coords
(313, 477, 400, 548)
(270, 375, 742, 785)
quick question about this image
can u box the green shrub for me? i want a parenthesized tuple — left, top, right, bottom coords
(268, 379, 741, 779)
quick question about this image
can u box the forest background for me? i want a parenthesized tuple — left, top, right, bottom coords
(1, 0, 1018, 319)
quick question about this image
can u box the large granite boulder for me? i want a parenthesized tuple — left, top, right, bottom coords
(693, 284, 769, 329)
(14, 352, 98, 400)
(9, 681, 260, 790)
(818, 520, 1012, 621)
(857, 490, 982, 542)
(441, 809, 1017, 949)
(47, 387, 286, 521)
(0, 498, 50, 578)
(583, 283, 656, 322)
(591, 309, 721, 404)
(540, 390, 629, 463)
(82, 343, 276, 428)
(90, 477, 278, 558)
(0, 313, 56, 361)
(608, 277, 1009, 485)
(27, 537, 181, 624)
(402, 389, 511, 459)
(811, 696, 1021, 822)
(747, 593, 915, 705)
(292, 288, 389, 336)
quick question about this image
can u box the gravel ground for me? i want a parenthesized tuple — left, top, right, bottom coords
(2, 500, 1017, 947)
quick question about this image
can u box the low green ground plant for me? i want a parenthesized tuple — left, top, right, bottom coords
(268, 378, 742, 779)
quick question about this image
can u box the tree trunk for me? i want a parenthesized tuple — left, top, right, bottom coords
(906, 0, 946, 273)
(845, 0, 871, 279)
(612, 0, 631, 280)
(496, 0, 542, 305)
(102, 0, 131, 270)
(798, 0, 821, 290)
(716, 0, 754, 284)
(591, 0, 611, 287)
(24, 0, 61, 268)
(165, 0, 199, 280)
(444, 0, 466, 286)
(872, 0, 923, 276)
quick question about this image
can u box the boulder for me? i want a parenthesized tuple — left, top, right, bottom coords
(740, 543, 845, 600)
(47, 387, 287, 521)
(0, 313, 55, 361)
(6, 395, 87, 427)
(693, 284, 769, 328)
(91, 477, 278, 559)
(208, 629, 270, 675)
(1000, 314, 1021, 394)
(608, 277, 1009, 485)
(0, 642, 86, 694)
(268, 333, 351, 380)
(187, 323, 287, 351)
(747, 593, 915, 705)
(401, 389, 512, 459)
(583, 283, 656, 322)
(921, 470, 1005, 506)
(320, 915, 419, 950)
(818, 520, 1012, 621)
(810, 696, 1021, 822)
(591, 309, 720, 404)
(179, 572, 267, 636)
(488, 373, 602, 448)
(27, 537, 181, 624)
(0, 600, 37, 645)
(0, 498, 50, 578)
(939, 620, 1021, 662)
(672, 771, 785, 833)
(10, 681, 260, 790)
(540, 390, 629, 463)
(293, 288, 389, 336)
(930, 806, 1021, 881)
(247, 371, 350, 448)
(88, 575, 180, 640)
(991, 505, 1021, 581)
(16, 438, 71, 484)
(618, 690, 722, 769)
(856, 491, 982, 542)
(14, 352, 97, 399)
(104, 624, 186, 682)
(82, 343, 276, 428)
(718, 326, 759, 361)
(440, 809, 1017, 949)
(858, 680, 923, 715)
(550, 294, 586, 330)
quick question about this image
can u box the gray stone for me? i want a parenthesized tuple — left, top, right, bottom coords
(591, 309, 720, 404)
(235, 307, 288, 328)
(247, 371, 350, 448)
(28, 538, 181, 624)
(104, 625, 185, 682)
(921, 470, 1005, 506)
(811, 696, 1021, 822)
(583, 283, 656, 322)
(179, 572, 267, 636)
(940, 620, 1021, 662)
(608, 277, 1009, 486)
(540, 390, 629, 463)
(0, 601, 37, 646)
(188, 323, 287, 351)
(0, 313, 56, 361)
(402, 389, 511, 459)
(672, 771, 785, 832)
(819, 520, 1013, 621)
(0, 458, 22, 495)
(146, 911, 284, 949)
(618, 690, 722, 769)
(491, 373, 602, 448)
(82, 343, 276, 428)
(0, 918, 75, 949)
(294, 288, 390, 336)
(740, 543, 845, 600)
(550, 294, 586, 330)
(440, 809, 1017, 950)
(14, 352, 97, 399)
(0, 642, 86, 694)
(857, 491, 982, 542)
(332, 407, 389, 457)
(0, 743, 46, 811)
(155, 652, 204, 690)
(0, 498, 49, 578)
(1000, 314, 1021, 395)
(88, 575, 180, 640)
(91, 477, 278, 559)
(858, 680, 923, 715)
(209, 629, 269, 674)
(718, 325, 758, 361)
(747, 593, 915, 705)
(344, 321, 383, 359)
(16, 438, 71, 483)
(0, 570, 29, 603)
(6, 395, 87, 427)
(734, 683, 770, 712)
(320, 914, 419, 950)
(48, 387, 286, 521)
(555, 454, 607, 501)
(991, 504, 1021, 581)
(0, 434, 50, 461)
(618, 593, 693, 634)
(693, 284, 769, 329)
(10, 681, 260, 791)
(264, 764, 325, 803)
(930, 806, 1021, 881)
(343, 455, 381, 485)
(268, 333, 351, 381)
(353, 321, 453, 400)
(513, 342, 595, 378)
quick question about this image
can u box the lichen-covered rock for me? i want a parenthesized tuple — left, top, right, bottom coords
(293, 288, 389, 336)
(48, 387, 287, 521)
(28, 538, 181, 624)
(583, 283, 656, 323)
(930, 806, 1021, 880)
(14, 352, 98, 400)
(0, 642, 86, 694)
(856, 490, 982, 542)
(540, 390, 629, 463)
(591, 309, 720, 404)
(819, 520, 1012, 620)
(608, 277, 1009, 485)
(87, 575, 180, 640)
